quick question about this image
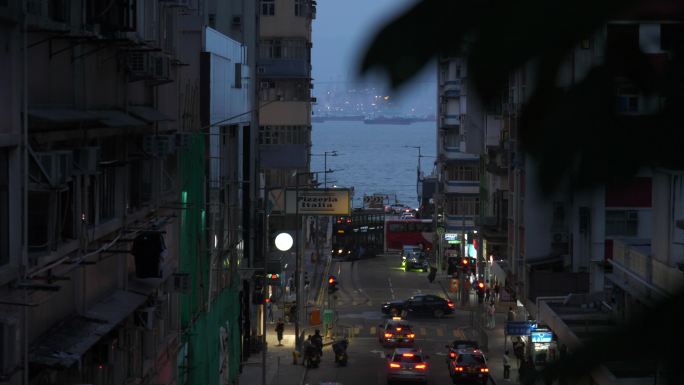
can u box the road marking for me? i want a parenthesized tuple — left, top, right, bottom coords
(436, 328, 444, 337)
(452, 329, 459, 338)
(370, 326, 376, 335)
(353, 326, 361, 335)
(370, 350, 386, 358)
(420, 327, 427, 336)
(434, 352, 447, 356)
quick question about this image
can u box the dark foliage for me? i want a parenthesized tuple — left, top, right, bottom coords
(360, 0, 684, 383)
(360, 0, 684, 193)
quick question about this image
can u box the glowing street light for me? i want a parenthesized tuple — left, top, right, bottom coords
(275, 232, 294, 252)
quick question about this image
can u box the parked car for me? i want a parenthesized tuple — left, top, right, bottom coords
(447, 348, 489, 384)
(386, 348, 430, 385)
(378, 317, 416, 347)
(381, 294, 455, 318)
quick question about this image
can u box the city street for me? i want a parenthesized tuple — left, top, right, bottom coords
(303, 254, 488, 385)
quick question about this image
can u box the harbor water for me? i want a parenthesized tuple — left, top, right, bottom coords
(311, 120, 437, 208)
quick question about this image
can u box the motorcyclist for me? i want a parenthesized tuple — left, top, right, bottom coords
(311, 329, 323, 356)
(302, 335, 318, 367)
(332, 338, 349, 365)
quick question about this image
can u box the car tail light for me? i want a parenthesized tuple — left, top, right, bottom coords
(415, 364, 427, 370)
(402, 353, 414, 357)
(454, 366, 464, 372)
(447, 300, 455, 308)
(449, 352, 456, 358)
(384, 333, 393, 338)
(389, 363, 401, 369)
(408, 333, 415, 338)
(480, 368, 489, 373)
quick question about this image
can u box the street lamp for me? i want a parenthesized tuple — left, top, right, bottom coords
(310, 150, 340, 188)
(275, 233, 294, 252)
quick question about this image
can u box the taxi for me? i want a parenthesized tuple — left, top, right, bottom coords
(377, 317, 416, 347)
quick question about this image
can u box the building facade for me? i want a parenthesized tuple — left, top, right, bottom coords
(0, 1, 256, 384)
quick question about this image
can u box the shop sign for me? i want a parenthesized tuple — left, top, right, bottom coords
(444, 233, 459, 241)
(531, 331, 553, 343)
(285, 188, 351, 215)
(505, 321, 537, 336)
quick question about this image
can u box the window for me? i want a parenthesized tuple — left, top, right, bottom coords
(294, 0, 302, 16)
(0, 148, 8, 266)
(606, 210, 638, 236)
(445, 163, 479, 181)
(661, 24, 684, 51)
(259, 125, 309, 145)
(445, 196, 480, 216)
(99, 166, 116, 221)
(261, 0, 274, 15)
(260, 79, 310, 102)
(234, 63, 242, 89)
(259, 39, 308, 60)
(552, 202, 565, 230)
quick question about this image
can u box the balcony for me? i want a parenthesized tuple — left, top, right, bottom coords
(257, 58, 309, 79)
(445, 180, 479, 194)
(444, 80, 461, 92)
(443, 89, 461, 98)
(445, 216, 476, 232)
(442, 114, 460, 127)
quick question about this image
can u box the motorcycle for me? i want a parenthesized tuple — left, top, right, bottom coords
(332, 339, 349, 367)
(303, 343, 321, 368)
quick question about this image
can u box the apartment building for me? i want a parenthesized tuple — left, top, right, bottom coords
(0, 1, 255, 384)
(488, 11, 682, 385)
(435, 57, 485, 262)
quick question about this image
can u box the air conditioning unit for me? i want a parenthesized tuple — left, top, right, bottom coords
(159, 0, 190, 7)
(172, 272, 190, 293)
(553, 232, 569, 243)
(310, 97, 317, 103)
(143, 135, 176, 156)
(151, 55, 171, 80)
(232, 15, 242, 27)
(137, 307, 156, 330)
(260, 81, 272, 89)
(257, 66, 265, 74)
(0, 318, 20, 376)
(127, 52, 151, 77)
(35, 151, 73, 186)
(73, 146, 101, 175)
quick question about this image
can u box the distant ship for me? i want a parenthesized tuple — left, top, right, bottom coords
(363, 116, 414, 125)
(312, 114, 365, 123)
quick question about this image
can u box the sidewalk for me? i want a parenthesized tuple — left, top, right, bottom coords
(238, 250, 332, 385)
(238, 323, 306, 385)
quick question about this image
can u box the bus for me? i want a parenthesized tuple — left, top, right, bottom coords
(384, 218, 434, 252)
(332, 210, 385, 259)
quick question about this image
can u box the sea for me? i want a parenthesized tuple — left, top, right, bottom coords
(311, 120, 437, 209)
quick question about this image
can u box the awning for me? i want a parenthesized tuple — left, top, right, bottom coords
(30, 290, 147, 368)
(90, 110, 146, 127)
(128, 106, 174, 123)
(28, 108, 101, 123)
(525, 255, 564, 269)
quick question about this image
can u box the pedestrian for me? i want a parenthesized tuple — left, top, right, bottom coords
(487, 301, 496, 329)
(304, 272, 310, 290)
(485, 286, 491, 303)
(287, 276, 295, 296)
(267, 301, 274, 323)
(275, 319, 285, 346)
(507, 306, 515, 322)
(494, 282, 501, 302)
(503, 350, 511, 379)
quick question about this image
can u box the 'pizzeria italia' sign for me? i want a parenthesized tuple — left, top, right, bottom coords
(285, 189, 351, 215)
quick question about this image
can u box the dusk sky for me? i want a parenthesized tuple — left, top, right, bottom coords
(311, 0, 435, 105)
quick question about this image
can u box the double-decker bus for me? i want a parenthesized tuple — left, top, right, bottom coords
(384, 218, 434, 252)
(332, 210, 385, 259)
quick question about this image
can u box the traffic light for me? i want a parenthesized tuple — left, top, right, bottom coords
(476, 281, 485, 304)
(327, 275, 338, 294)
(252, 276, 264, 304)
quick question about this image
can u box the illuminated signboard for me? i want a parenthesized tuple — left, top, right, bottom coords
(531, 331, 553, 343)
(285, 188, 352, 215)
